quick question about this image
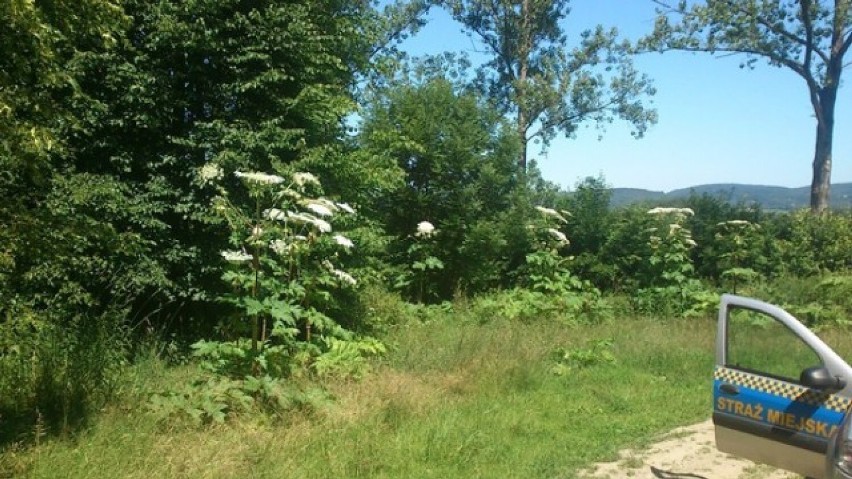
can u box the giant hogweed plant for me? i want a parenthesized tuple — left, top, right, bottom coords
(475, 206, 612, 324)
(394, 221, 445, 304)
(635, 207, 717, 317)
(524, 206, 578, 294)
(151, 167, 383, 424)
(715, 220, 763, 293)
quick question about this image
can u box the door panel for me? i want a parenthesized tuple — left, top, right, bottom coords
(713, 295, 852, 479)
(715, 426, 825, 478)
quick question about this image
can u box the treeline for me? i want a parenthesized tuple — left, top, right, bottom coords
(1, 0, 850, 434)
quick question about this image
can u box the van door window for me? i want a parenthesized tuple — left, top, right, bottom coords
(726, 306, 821, 382)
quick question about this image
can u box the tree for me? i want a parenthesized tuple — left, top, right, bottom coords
(360, 77, 521, 296)
(441, 0, 657, 171)
(64, 0, 381, 309)
(643, 0, 852, 212)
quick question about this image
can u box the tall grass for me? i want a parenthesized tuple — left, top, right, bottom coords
(7, 295, 852, 479)
(4, 315, 722, 478)
(0, 306, 128, 448)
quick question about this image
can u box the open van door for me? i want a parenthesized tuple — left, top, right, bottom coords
(714, 295, 852, 479)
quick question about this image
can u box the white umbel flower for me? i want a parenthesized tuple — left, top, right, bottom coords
(311, 218, 332, 233)
(316, 198, 339, 210)
(199, 163, 223, 183)
(647, 207, 695, 216)
(264, 208, 286, 221)
(535, 206, 568, 223)
(332, 269, 357, 286)
(293, 172, 320, 187)
(269, 239, 289, 255)
(717, 220, 752, 227)
(547, 228, 570, 246)
(416, 221, 435, 237)
(285, 211, 313, 224)
(336, 202, 356, 214)
(333, 234, 354, 249)
(305, 202, 334, 217)
(280, 188, 303, 200)
(235, 171, 285, 185)
(221, 250, 252, 263)
(668, 223, 682, 236)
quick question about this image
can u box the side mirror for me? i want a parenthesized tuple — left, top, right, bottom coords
(801, 366, 846, 391)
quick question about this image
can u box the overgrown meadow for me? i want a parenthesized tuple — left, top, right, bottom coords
(2, 1, 852, 477)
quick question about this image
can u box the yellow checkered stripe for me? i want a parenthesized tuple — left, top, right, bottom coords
(715, 367, 852, 413)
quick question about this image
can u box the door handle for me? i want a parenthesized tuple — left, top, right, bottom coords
(720, 383, 739, 395)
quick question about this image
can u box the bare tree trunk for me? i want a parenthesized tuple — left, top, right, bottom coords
(810, 119, 833, 213)
(517, 121, 528, 172)
(810, 87, 837, 213)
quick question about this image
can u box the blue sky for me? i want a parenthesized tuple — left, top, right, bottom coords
(390, 0, 851, 192)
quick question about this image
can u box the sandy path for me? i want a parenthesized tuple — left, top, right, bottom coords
(578, 420, 799, 479)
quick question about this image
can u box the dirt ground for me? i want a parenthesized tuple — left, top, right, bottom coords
(578, 420, 799, 479)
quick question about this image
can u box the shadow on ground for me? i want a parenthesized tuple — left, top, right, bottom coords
(650, 466, 708, 479)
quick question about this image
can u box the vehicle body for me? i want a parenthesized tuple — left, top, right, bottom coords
(714, 294, 852, 478)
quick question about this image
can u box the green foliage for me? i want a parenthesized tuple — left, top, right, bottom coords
(745, 273, 852, 327)
(551, 339, 616, 376)
(681, 193, 768, 279)
(393, 224, 445, 303)
(149, 373, 331, 426)
(147, 169, 385, 423)
(469, 288, 613, 325)
(597, 205, 657, 291)
(312, 337, 387, 379)
(0, 0, 126, 176)
(563, 177, 617, 287)
(643, 0, 850, 86)
(0, 304, 127, 440)
(770, 210, 852, 276)
(520, 204, 581, 294)
(213, 170, 361, 348)
(442, 0, 657, 169)
(58, 0, 386, 314)
(714, 220, 764, 292)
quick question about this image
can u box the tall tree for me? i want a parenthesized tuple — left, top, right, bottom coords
(65, 0, 381, 306)
(0, 0, 134, 311)
(442, 0, 657, 171)
(643, 0, 852, 212)
(361, 76, 521, 295)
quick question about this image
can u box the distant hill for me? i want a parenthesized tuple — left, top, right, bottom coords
(609, 183, 852, 210)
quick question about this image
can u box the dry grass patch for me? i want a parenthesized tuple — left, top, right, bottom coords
(325, 368, 472, 425)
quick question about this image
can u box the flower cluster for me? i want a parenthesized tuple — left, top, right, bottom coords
(535, 205, 569, 223)
(234, 171, 285, 185)
(547, 228, 570, 246)
(293, 172, 320, 187)
(264, 208, 332, 233)
(199, 163, 224, 183)
(647, 207, 695, 216)
(323, 260, 356, 286)
(333, 234, 354, 249)
(416, 221, 435, 238)
(221, 250, 252, 263)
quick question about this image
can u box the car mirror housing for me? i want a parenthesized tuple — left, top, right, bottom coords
(800, 366, 846, 391)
